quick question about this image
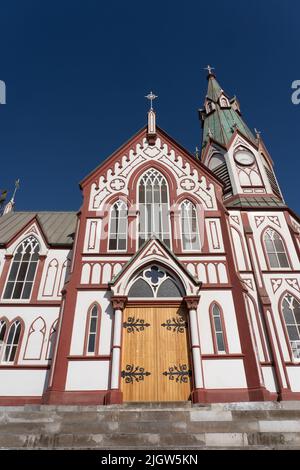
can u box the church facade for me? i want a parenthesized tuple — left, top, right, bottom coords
(1, 70, 300, 406)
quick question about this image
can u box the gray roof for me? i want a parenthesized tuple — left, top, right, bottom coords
(0, 211, 77, 247)
(225, 196, 287, 209)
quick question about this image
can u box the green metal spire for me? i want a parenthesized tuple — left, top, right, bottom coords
(199, 69, 256, 153)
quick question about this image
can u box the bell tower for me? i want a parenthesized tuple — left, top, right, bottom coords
(199, 67, 283, 204)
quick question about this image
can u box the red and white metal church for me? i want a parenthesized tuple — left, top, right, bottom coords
(0, 70, 300, 405)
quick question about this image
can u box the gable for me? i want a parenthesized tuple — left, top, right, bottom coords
(81, 126, 224, 212)
(109, 238, 201, 297)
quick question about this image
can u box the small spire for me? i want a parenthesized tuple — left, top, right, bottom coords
(195, 146, 200, 158)
(145, 92, 157, 145)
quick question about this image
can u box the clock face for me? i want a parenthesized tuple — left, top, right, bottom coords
(234, 150, 255, 166)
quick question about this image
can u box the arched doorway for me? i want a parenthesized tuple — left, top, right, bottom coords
(121, 265, 192, 402)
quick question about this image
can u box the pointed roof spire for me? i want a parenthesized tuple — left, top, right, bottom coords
(199, 68, 256, 152)
(2, 179, 20, 216)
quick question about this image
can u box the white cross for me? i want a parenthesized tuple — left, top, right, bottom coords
(204, 65, 215, 75)
(145, 91, 158, 110)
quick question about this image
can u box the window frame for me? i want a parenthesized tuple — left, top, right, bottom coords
(262, 227, 290, 270)
(3, 236, 40, 301)
(137, 169, 172, 249)
(280, 292, 300, 362)
(108, 200, 128, 252)
(83, 303, 101, 356)
(209, 302, 228, 355)
(0, 318, 23, 364)
(180, 199, 201, 252)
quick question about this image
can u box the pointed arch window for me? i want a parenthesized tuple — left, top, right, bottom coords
(180, 200, 200, 251)
(1, 320, 22, 363)
(219, 96, 230, 108)
(263, 228, 289, 268)
(138, 169, 171, 248)
(85, 304, 100, 355)
(210, 303, 227, 354)
(4, 236, 40, 300)
(128, 265, 185, 298)
(109, 200, 128, 251)
(0, 319, 7, 358)
(281, 293, 300, 359)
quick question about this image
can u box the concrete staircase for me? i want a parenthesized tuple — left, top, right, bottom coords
(1, 401, 300, 449)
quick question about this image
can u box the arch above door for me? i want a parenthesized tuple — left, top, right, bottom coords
(109, 237, 201, 298)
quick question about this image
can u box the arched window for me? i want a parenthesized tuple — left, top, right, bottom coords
(109, 200, 128, 251)
(128, 265, 184, 298)
(210, 303, 227, 354)
(85, 304, 100, 355)
(263, 228, 289, 268)
(138, 169, 171, 248)
(181, 200, 200, 251)
(281, 293, 300, 359)
(46, 319, 58, 360)
(0, 319, 7, 357)
(4, 236, 40, 300)
(2, 320, 22, 363)
(205, 101, 215, 114)
(219, 96, 229, 108)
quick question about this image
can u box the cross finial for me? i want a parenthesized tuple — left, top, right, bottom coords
(11, 178, 20, 203)
(145, 91, 158, 110)
(204, 65, 215, 76)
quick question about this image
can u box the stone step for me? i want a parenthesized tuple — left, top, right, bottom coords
(1, 402, 300, 449)
(1, 431, 300, 449)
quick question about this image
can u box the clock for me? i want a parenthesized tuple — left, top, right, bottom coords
(234, 150, 255, 166)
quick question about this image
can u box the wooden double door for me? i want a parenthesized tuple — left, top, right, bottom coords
(121, 306, 192, 402)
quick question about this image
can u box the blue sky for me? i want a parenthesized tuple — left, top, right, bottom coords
(1, 0, 299, 212)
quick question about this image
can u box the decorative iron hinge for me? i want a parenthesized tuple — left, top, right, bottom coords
(162, 364, 191, 383)
(121, 364, 151, 384)
(123, 316, 150, 333)
(161, 316, 187, 333)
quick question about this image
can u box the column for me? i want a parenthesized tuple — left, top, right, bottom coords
(106, 296, 127, 404)
(184, 296, 206, 403)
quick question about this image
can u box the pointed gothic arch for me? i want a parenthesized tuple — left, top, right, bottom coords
(180, 199, 201, 251)
(279, 291, 300, 361)
(137, 168, 171, 249)
(23, 316, 46, 360)
(46, 319, 58, 360)
(209, 302, 228, 354)
(262, 227, 290, 269)
(3, 236, 40, 300)
(108, 200, 128, 251)
(0, 317, 24, 364)
(127, 263, 186, 298)
(83, 302, 101, 355)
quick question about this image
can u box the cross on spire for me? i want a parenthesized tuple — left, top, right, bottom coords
(204, 65, 215, 76)
(145, 91, 158, 110)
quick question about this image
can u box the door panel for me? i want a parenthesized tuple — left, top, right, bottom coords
(121, 306, 191, 401)
(157, 306, 191, 401)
